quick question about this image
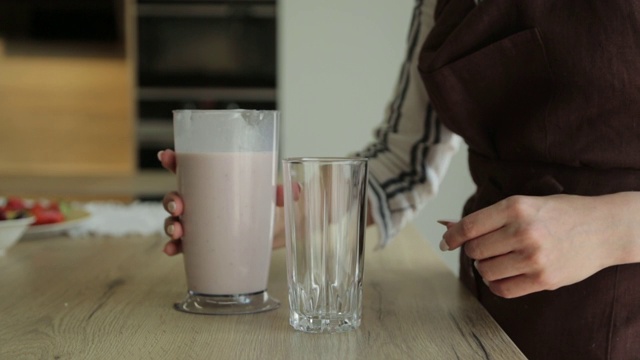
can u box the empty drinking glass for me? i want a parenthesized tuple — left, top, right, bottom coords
(282, 157, 368, 332)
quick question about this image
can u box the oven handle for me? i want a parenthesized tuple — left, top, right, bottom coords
(137, 3, 275, 19)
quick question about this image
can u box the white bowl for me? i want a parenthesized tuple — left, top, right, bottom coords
(0, 216, 35, 256)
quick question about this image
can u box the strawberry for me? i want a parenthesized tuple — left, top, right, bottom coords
(5, 197, 26, 211)
(30, 203, 45, 213)
(1, 197, 67, 224)
(32, 208, 64, 225)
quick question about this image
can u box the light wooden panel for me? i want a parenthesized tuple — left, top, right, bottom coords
(0, 32, 134, 176)
(0, 171, 176, 202)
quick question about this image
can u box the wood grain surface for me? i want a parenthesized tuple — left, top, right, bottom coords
(0, 226, 525, 359)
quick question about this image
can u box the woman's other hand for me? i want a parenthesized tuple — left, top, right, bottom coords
(439, 193, 640, 298)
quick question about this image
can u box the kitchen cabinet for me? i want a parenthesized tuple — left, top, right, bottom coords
(0, 0, 135, 176)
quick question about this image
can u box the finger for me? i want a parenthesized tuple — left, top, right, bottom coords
(164, 217, 184, 240)
(436, 219, 457, 229)
(486, 274, 546, 299)
(437, 220, 458, 251)
(162, 191, 184, 216)
(276, 185, 284, 207)
(163, 239, 183, 256)
(474, 252, 529, 282)
(163, 217, 184, 256)
(272, 233, 285, 249)
(442, 201, 510, 250)
(158, 149, 177, 173)
(278, 182, 301, 207)
(463, 227, 516, 260)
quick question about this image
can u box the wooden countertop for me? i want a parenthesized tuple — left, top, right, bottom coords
(0, 225, 525, 359)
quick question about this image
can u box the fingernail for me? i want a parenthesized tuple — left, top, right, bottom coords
(473, 260, 479, 269)
(157, 150, 164, 162)
(167, 201, 177, 213)
(166, 224, 174, 235)
(482, 278, 489, 286)
(437, 219, 457, 228)
(439, 239, 449, 251)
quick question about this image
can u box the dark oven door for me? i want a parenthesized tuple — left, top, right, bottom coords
(136, 0, 277, 169)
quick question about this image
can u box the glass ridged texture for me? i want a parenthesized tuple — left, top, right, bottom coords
(282, 157, 368, 333)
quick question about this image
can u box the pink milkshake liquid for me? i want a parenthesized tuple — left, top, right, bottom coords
(177, 151, 276, 296)
(172, 108, 279, 315)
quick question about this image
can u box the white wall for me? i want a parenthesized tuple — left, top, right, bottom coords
(279, 0, 475, 274)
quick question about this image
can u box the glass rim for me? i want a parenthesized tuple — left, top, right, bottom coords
(282, 157, 368, 164)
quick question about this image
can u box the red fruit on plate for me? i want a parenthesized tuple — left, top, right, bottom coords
(5, 197, 26, 211)
(30, 203, 45, 213)
(3, 197, 67, 225)
(32, 209, 65, 225)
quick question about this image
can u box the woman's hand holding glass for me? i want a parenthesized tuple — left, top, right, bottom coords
(158, 149, 289, 256)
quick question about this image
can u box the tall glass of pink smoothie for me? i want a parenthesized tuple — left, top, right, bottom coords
(172, 109, 280, 315)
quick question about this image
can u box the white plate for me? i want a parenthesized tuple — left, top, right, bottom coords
(24, 208, 91, 238)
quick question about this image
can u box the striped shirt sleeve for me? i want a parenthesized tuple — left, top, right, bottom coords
(353, 0, 462, 248)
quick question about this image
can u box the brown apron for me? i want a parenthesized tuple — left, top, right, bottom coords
(418, 0, 640, 359)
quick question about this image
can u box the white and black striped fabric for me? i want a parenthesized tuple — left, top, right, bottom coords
(354, 0, 463, 247)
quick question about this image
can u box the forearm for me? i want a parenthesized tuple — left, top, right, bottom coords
(595, 191, 640, 266)
(349, 0, 448, 247)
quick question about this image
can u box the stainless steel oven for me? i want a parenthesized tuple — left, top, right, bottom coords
(135, 0, 277, 169)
